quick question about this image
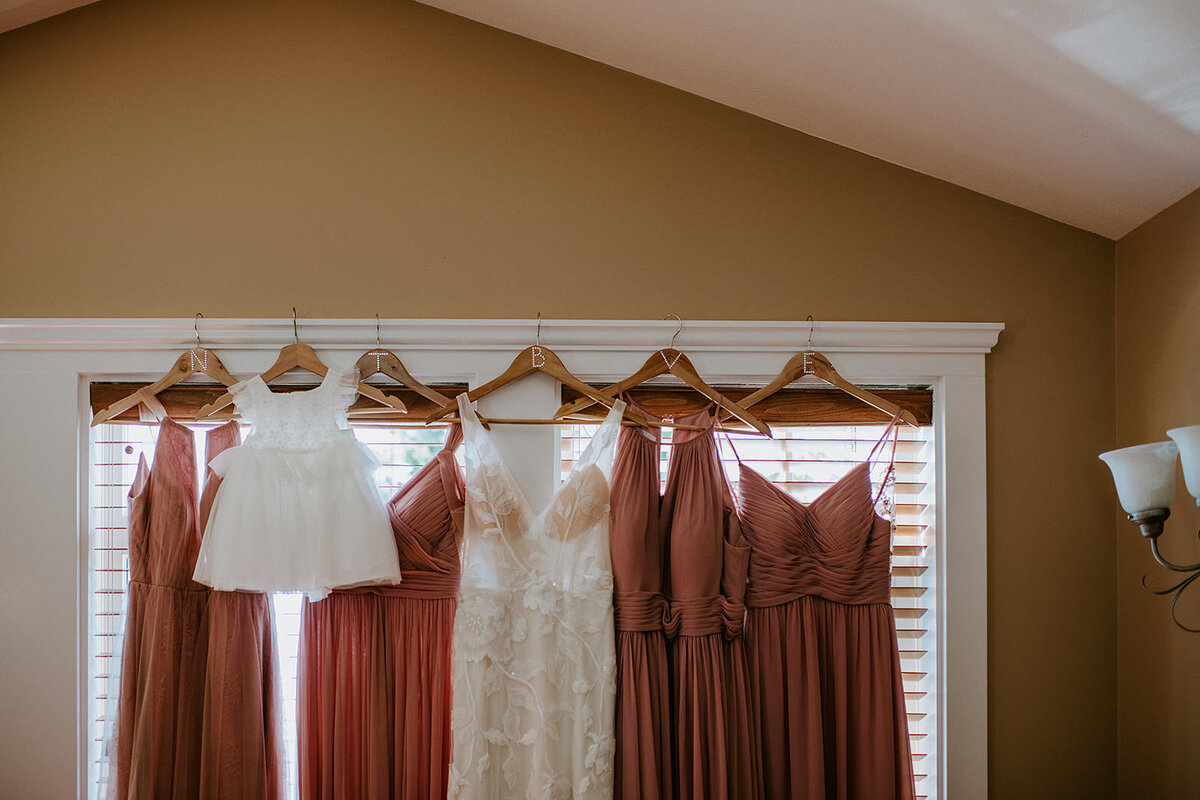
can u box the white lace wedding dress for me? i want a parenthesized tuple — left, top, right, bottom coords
(448, 393, 624, 800)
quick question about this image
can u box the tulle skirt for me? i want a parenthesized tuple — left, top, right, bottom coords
(194, 433, 401, 598)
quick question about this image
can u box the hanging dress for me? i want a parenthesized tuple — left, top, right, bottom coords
(738, 415, 916, 799)
(108, 418, 213, 800)
(609, 421, 672, 800)
(197, 422, 285, 800)
(448, 394, 624, 800)
(298, 426, 465, 800)
(659, 405, 761, 800)
(194, 368, 401, 599)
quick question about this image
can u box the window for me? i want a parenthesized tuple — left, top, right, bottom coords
(562, 420, 938, 798)
(87, 394, 936, 799)
(86, 422, 447, 800)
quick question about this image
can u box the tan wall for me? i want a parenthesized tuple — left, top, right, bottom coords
(1114, 188, 1200, 798)
(0, 0, 1119, 795)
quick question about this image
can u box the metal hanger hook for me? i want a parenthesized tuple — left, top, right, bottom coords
(375, 313, 382, 349)
(664, 313, 682, 349)
(193, 312, 203, 347)
(535, 312, 543, 347)
(292, 307, 299, 344)
(805, 314, 815, 350)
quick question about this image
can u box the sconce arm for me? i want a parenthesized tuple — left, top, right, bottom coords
(1147, 536, 1200, 573)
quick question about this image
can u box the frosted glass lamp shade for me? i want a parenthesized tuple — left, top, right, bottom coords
(1100, 442, 1178, 515)
(1167, 425, 1200, 502)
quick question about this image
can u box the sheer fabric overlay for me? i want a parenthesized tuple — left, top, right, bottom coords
(448, 395, 625, 800)
(193, 368, 401, 599)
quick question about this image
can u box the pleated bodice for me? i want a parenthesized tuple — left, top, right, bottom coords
(660, 407, 749, 638)
(127, 418, 209, 591)
(739, 460, 893, 608)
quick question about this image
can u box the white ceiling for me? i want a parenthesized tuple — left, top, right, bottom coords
(5, 0, 1199, 237)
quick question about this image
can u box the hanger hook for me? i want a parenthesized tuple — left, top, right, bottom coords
(665, 313, 682, 349)
(193, 312, 203, 347)
(375, 313, 382, 349)
(805, 314, 815, 350)
(536, 312, 543, 347)
(292, 307, 299, 344)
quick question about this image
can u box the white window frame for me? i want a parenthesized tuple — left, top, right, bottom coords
(0, 317, 1001, 800)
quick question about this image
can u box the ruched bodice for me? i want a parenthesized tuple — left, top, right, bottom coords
(380, 424, 465, 598)
(740, 460, 893, 607)
(660, 407, 750, 639)
(611, 425, 668, 633)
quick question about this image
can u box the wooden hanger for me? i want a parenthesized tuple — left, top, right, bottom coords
(553, 315, 771, 436)
(423, 314, 648, 426)
(90, 314, 237, 426)
(196, 309, 407, 419)
(354, 315, 452, 408)
(732, 317, 919, 428)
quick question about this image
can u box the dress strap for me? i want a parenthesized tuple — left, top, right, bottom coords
(455, 393, 485, 438)
(719, 429, 743, 464)
(441, 422, 464, 453)
(870, 412, 903, 506)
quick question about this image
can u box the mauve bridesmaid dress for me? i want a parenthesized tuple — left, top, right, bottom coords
(197, 422, 284, 800)
(112, 419, 282, 799)
(110, 419, 212, 800)
(298, 426, 465, 800)
(659, 406, 762, 800)
(739, 417, 916, 799)
(610, 423, 672, 800)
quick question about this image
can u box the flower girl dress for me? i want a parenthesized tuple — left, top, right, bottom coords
(193, 368, 401, 599)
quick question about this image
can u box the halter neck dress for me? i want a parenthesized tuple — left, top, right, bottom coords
(298, 426, 465, 800)
(657, 405, 761, 799)
(737, 416, 916, 799)
(609, 422, 671, 800)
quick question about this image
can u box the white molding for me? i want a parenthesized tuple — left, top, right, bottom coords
(0, 317, 1004, 354)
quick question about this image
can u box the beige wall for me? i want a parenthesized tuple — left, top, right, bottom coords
(1114, 188, 1200, 798)
(0, 0, 1120, 795)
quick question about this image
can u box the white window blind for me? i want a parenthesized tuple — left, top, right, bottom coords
(89, 417, 935, 800)
(562, 422, 938, 799)
(86, 422, 446, 800)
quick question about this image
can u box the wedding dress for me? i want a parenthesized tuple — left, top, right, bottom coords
(448, 393, 624, 800)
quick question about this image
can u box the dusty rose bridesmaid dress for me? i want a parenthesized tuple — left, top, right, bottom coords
(110, 418, 212, 800)
(610, 424, 672, 800)
(197, 423, 284, 800)
(660, 407, 761, 800)
(298, 426, 465, 800)
(739, 417, 916, 799)
(110, 419, 284, 800)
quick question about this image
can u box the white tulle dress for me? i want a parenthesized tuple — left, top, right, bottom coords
(193, 368, 401, 599)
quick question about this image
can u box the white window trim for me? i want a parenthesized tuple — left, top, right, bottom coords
(0, 317, 1001, 800)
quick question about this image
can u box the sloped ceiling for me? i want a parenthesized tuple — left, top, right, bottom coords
(4, 0, 1199, 238)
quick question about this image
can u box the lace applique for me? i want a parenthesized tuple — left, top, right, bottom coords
(233, 368, 358, 452)
(449, 395, 623, 800)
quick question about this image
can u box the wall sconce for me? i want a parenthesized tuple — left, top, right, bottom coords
(1101, 424, 1200, 631)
